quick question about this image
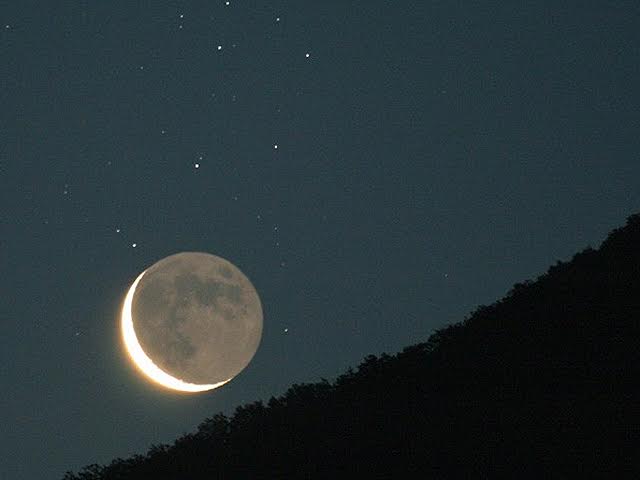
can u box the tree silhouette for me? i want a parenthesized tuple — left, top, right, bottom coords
(63, 212, 640, 479)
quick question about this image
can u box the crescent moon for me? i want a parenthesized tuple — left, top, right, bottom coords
(121, 270, 232, 393)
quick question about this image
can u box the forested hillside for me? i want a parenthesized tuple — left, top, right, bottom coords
(64, 213, 640, 479)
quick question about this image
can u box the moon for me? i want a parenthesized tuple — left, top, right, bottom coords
(121, 252, 263, 393)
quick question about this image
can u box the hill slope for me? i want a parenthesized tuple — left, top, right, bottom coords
(64, 213, 640, 479)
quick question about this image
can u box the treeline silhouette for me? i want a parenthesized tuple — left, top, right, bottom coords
(64, 213, 640, 478)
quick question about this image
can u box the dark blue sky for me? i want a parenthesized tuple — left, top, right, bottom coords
(1, 1, 639, 478)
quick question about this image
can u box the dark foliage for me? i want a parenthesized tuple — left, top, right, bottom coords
(63, 213, 640, 479)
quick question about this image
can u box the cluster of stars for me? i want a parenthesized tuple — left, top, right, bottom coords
(39, 5, 312, 273)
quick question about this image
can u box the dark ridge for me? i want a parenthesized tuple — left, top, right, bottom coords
(63, 213, 640, 479)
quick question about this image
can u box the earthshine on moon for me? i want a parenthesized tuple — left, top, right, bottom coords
(121, 252, 263, 393)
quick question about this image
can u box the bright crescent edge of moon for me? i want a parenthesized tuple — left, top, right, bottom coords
(121, 270, 233, 393)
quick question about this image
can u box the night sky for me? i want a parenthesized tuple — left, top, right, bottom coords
(2, 2, 639, 478)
